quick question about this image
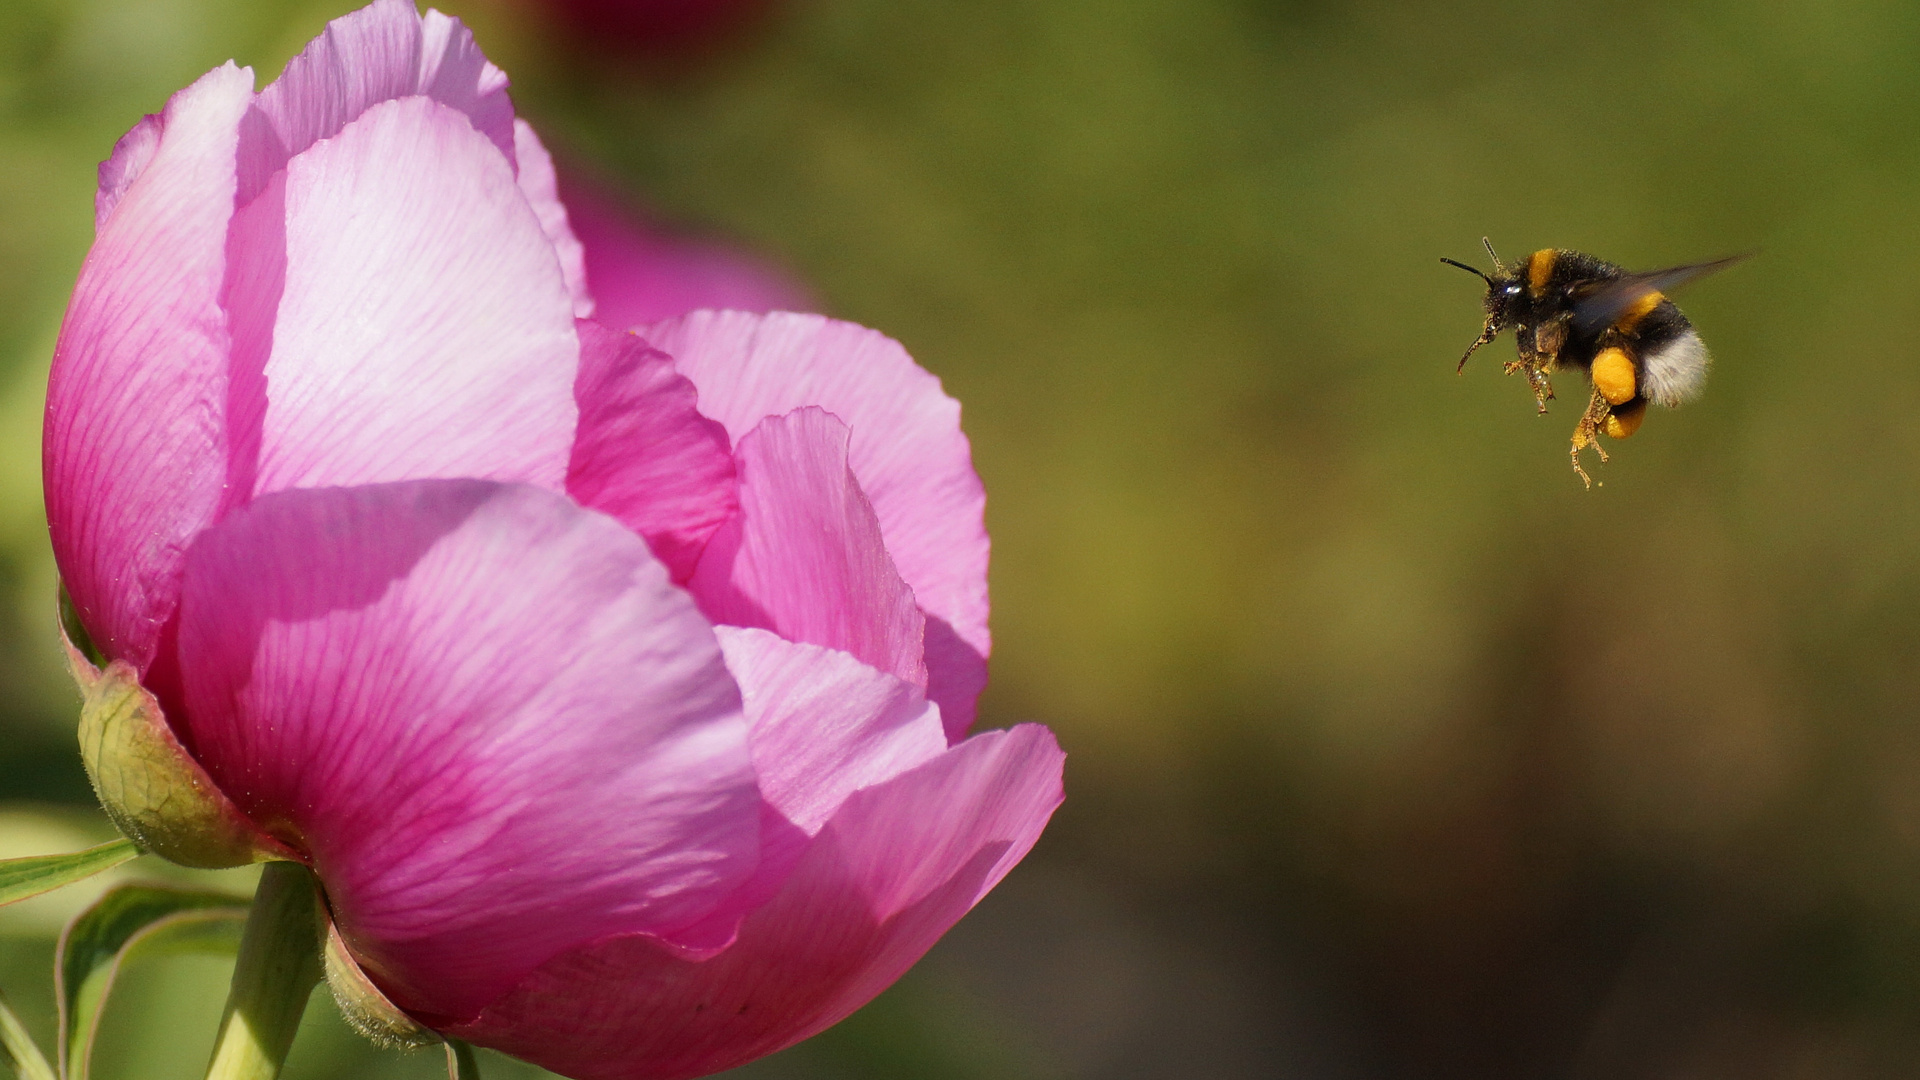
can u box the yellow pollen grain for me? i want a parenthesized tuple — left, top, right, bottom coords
(1591, 347, 1637, 405)
(1605, 400, 1646, 440)
(1527, 250, 1556, 297)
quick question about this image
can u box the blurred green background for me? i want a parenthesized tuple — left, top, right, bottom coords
(6, 0, 1920, 1076)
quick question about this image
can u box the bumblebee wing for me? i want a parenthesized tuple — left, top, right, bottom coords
(1570, 254, 1750, 335)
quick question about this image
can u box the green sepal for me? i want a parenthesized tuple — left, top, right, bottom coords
(57, 586, 105, 672)
(66, 646, 294, 870)
(0, 840, 138, 908)
(321, 904, 473, 1069)
(321, 916, 434, 1050)
(0, 989, 55, 1080)
(57, 884, 249, 1080)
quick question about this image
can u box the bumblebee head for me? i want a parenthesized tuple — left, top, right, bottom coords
(1441, 238, 1524, 372)
(1484, 273, 1528, 325)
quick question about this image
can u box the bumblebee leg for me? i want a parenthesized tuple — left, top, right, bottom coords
(1527, 319, 1569, 414)
(1456, 317, 1500, 373)
(1501, 325, 1534, 377)
(1528, 367, 1556, 413)
(1576, 386, 1612, 459)
(1569, 430, 1607, 488)
(1504, 360, 1555, 413)
(1502, 332, 1557, 414)
(1533, 316, 1568, 361)
(1569, 386, 1612, 488)
(1570, 445, 1594, 489)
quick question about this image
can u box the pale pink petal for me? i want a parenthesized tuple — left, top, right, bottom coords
(175, 480, 761, 1021)
(643, 312, 988, 736)
(217, 167, 285, 509)
(567, 320, 736, 582)
(661, 628, 951, 952)
(448, 724, 1064, 1080)
(46, 62, 254, 670)
(660, 629, 948, 954)
(922, 619, 988, 742)
(240, 0, 513, 202)
(689, 408, 926, 689)
(719, 626, 945, 835)
(253, 96, 577, 496)
(415, 7, 514, 144)
(95, 113, 164, 229)
(565, 182, 811, 327)
(513, 120, 592, 318)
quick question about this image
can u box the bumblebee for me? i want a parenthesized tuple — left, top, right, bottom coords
(1443, 239, 1745, 486)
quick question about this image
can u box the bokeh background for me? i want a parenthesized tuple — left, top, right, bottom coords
(3, 0, 1919, 1076)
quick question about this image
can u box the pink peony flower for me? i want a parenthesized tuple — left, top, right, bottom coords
(561, 178, 813, 328)
(44, 2, 1061, 1078)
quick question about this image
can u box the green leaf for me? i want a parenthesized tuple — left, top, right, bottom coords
(57, 883, 248, 1080)
(0, 989, 54, 1080)
(0, 840, 139, 908)
(445, 1040, 481, 1080)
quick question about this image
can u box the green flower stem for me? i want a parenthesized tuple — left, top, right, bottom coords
(203, 863, 323, 1080)
(0, 988, 56, 1080)
(445, 1039, 481, 1080)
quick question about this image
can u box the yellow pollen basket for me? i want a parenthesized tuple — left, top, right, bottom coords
(1591, 347, 1637, 406)
(1605, 400, 1646, 440)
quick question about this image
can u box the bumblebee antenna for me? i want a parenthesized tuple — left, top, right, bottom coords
(1440, 257, 1494, 286)
(1481, 237, 1503, 274)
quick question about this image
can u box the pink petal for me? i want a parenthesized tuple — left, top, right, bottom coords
(921, 617, 988, 741)
(689, 408, 926, 689)
(719, 626, 945, 836)
(175, 480, 761, 1021)
(643, 312, 988, 737)
(217, 167, 285, 510)
(514, 120, 593, 318)
(448, 724, 1064, 1080)
(660, 628, 949, 953)
(241, 0, 513, 203)
(567, 320, 737, 583)
(95, 113, 163, 229)
(46, 62, 254, 670)
(252, 96, 578, 496)
(564, 182, 811, 327)
(658, 628, 954, 954)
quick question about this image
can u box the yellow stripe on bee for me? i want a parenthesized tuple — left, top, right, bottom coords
(1605, 400, 1646, 440)
(1590, 347, 1637, 405)
(1617, 290, 1664, 332)
(1527, 250, 1556, 297)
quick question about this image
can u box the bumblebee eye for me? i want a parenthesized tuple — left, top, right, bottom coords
(1505, 285, 1521, 296)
